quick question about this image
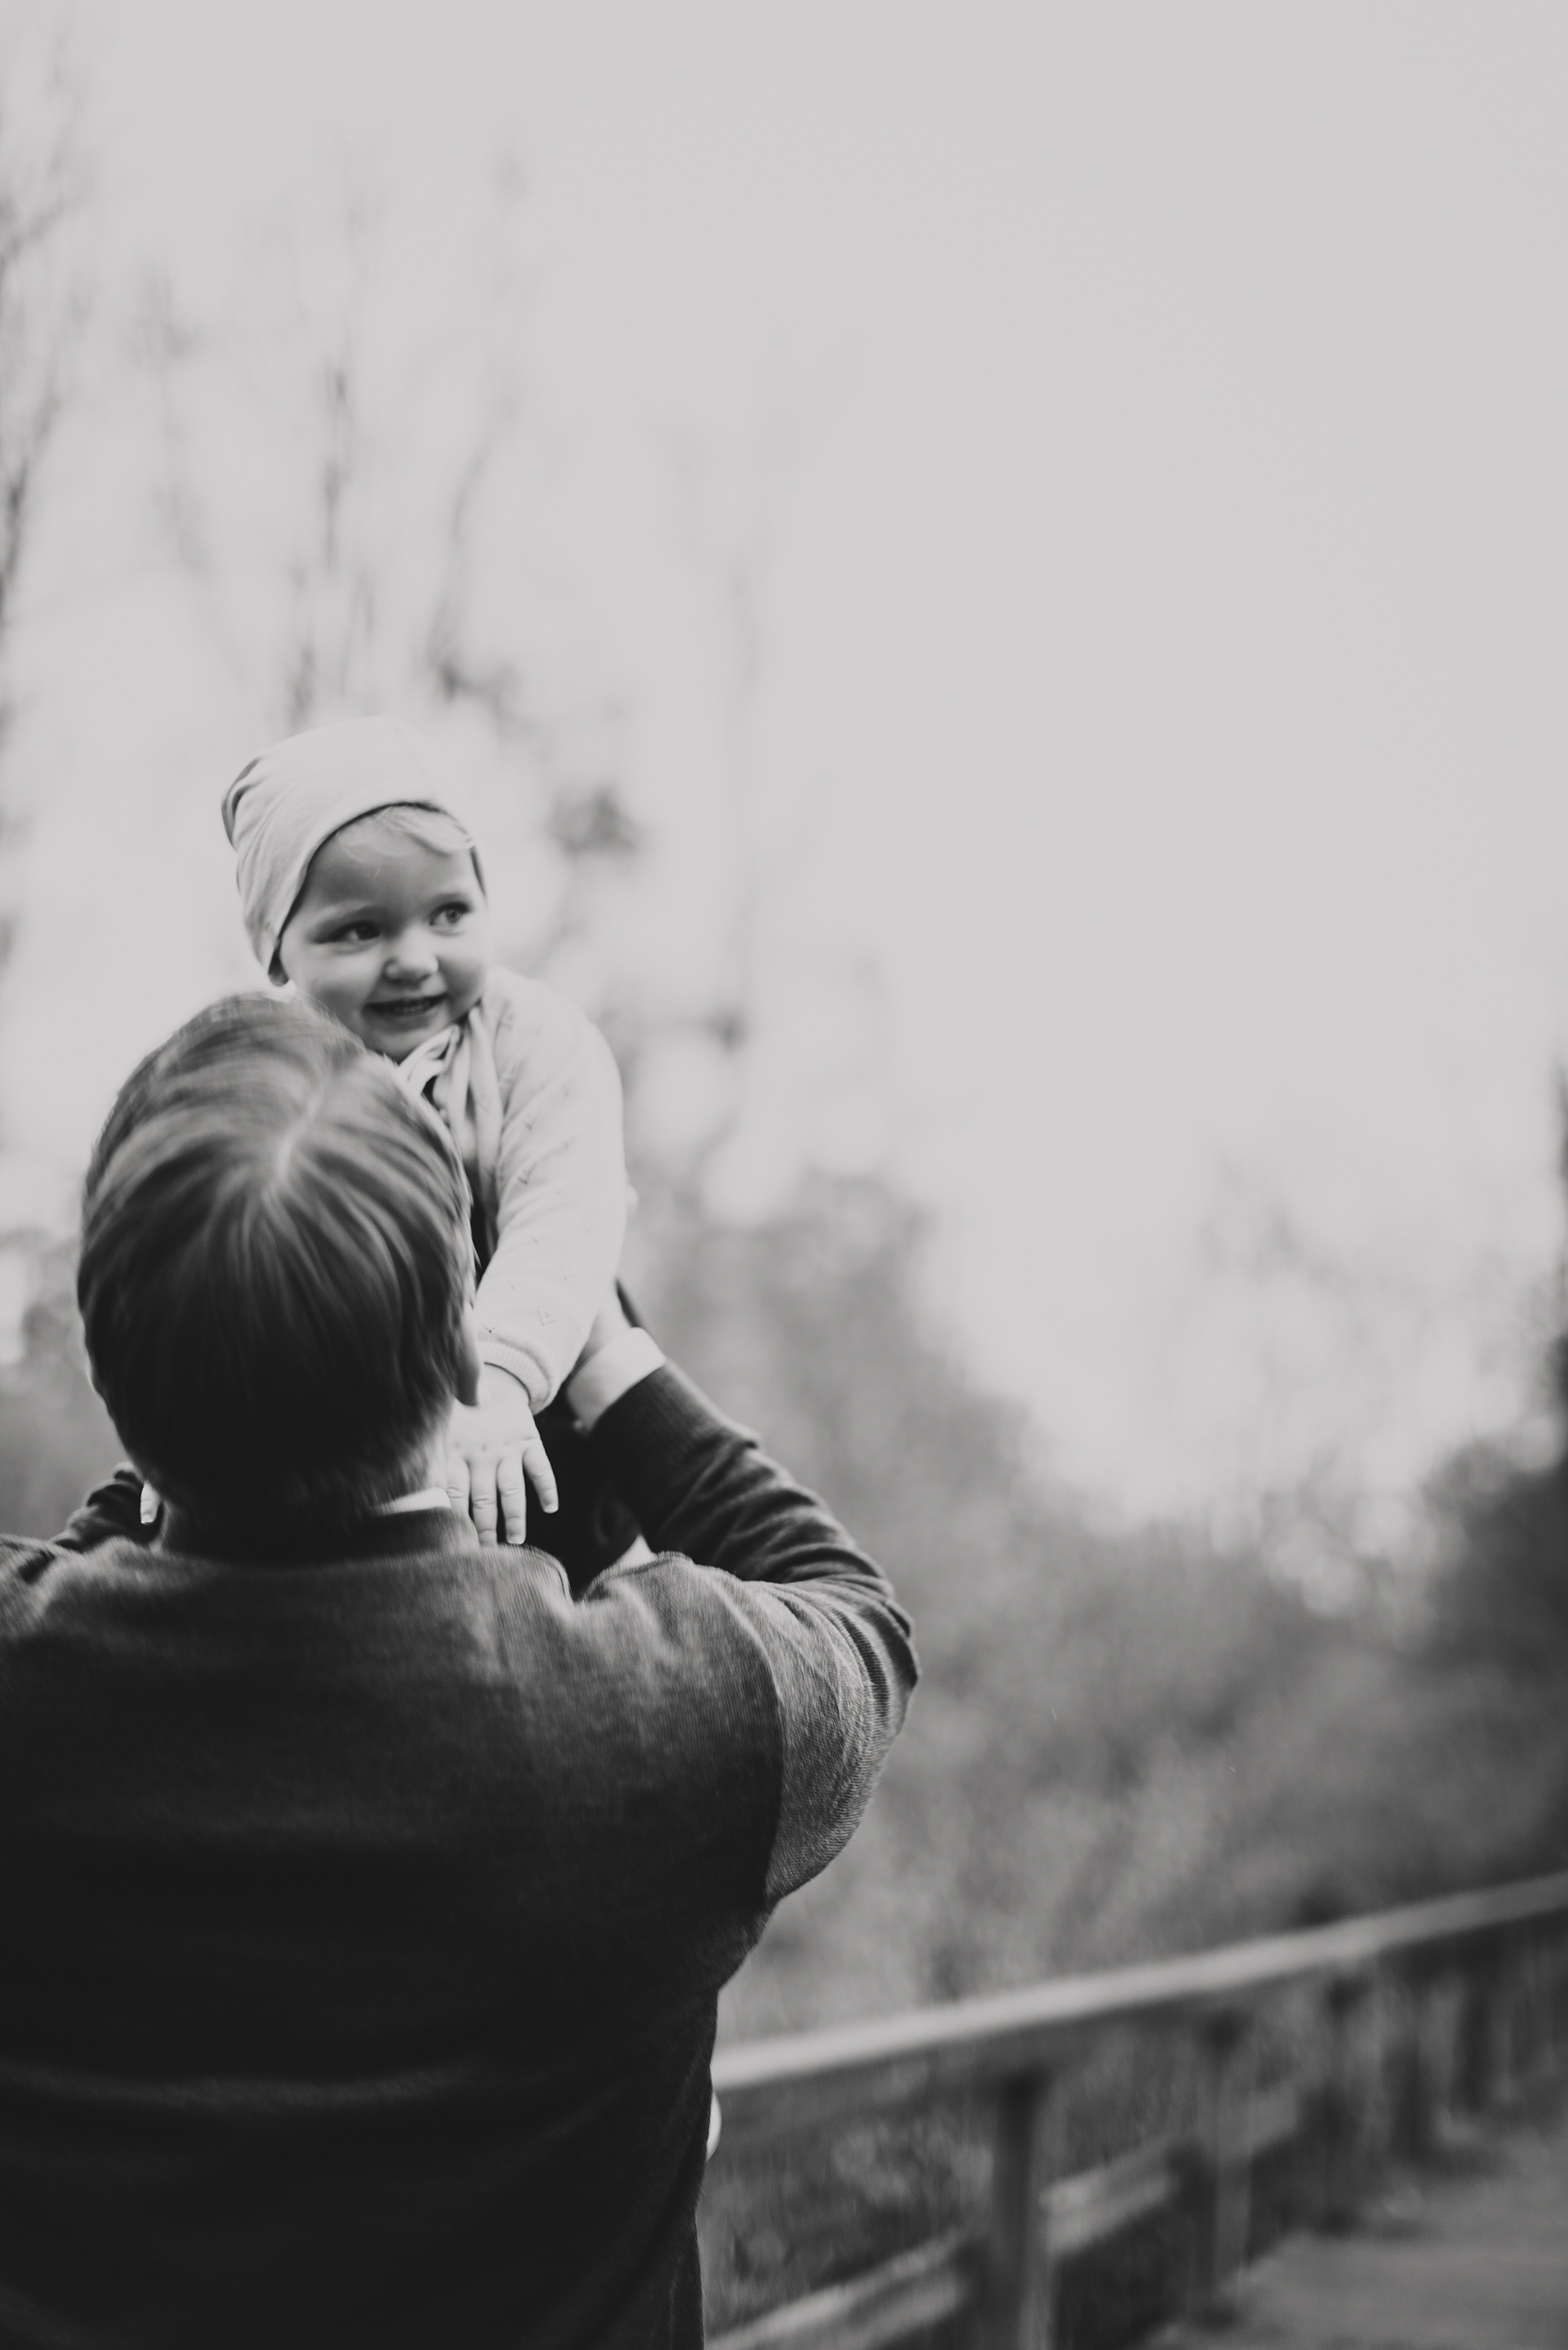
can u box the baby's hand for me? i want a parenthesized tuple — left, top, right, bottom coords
(445, 1370, 559, 1546)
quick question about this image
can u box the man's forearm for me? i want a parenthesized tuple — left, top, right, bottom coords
(583, 1362, 893, 1603)
(582, 1356, 919, 1906)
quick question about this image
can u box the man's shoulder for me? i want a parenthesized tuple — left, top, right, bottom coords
(0, 1534, 96, 1641)
(571, 1551, 787, 1734)
(0, 1533, 60, 1581)
(510, 1549, 782, 1748)
(0, 1529, 161, 1595)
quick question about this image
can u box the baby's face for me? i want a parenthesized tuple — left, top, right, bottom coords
(276, 824, 492, 1059)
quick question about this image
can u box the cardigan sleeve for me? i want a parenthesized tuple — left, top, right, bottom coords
(472, 974, 629, 1411)
(583, 1364, 918, 1903)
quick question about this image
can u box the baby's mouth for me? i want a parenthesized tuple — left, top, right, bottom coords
(369, 992, 447, 1025)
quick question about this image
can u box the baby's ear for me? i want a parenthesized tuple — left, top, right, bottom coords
(267, 950, 290, 987)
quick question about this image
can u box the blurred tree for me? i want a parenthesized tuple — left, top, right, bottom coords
(0, 28, 87, 958)
(1421, 1446, 1568, 1675)
(0, 1236, 116, 1536)
(1416, 1077, 1568, 1679)
(0, 29, 102, 1533)
(0, 147, 675, 1534)
(138, 162, 643, 993)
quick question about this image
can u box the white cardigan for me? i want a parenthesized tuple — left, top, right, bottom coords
(400, 967, 627, 1411)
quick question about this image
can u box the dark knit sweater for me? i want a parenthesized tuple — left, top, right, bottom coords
(0, 1366, 916, 2348)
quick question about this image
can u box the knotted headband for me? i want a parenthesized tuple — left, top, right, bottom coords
(221, 714, 483, 974)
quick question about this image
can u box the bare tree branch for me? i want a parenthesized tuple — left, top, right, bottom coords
(145, 156, 646, 1003)
(0, 33, 86, 684)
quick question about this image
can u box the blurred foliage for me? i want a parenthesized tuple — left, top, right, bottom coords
(0, 31, 87, 678)
(621, 1162, 1568, 2058)
(1422, 1439, 1568, 1674)
(0, 1235, 118, 1536)
(641, 1162, 1568, 2329)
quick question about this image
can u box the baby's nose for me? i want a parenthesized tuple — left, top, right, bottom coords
(385, 928, 440, 975)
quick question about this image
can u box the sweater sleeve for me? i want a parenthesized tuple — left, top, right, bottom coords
(54, 1465, 151, 1551)
(473, 976, 630, 1411)
(584, 1365, 919, 1903)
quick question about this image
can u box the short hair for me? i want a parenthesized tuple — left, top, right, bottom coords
(79, 994, 471, 1532)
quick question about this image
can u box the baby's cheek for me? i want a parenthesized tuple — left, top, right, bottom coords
(304, 966, 374, 1030)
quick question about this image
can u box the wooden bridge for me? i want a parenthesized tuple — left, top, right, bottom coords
(702, 1870, 1568, 2349)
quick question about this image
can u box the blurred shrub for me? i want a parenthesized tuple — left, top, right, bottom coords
(0, 1237, 119, 1536)
(630, 1169, 1566, 2041)
(1421, 1439, 1568, 1675)
(671, 1166, 1568, 2324)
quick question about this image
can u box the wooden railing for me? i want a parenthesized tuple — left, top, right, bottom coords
(706, 1869, 1568, 2350)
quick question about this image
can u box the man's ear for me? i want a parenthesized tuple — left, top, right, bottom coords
(455, 1309, 483, 1408)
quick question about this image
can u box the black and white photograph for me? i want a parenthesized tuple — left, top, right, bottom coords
(0, 7, 1563, 2344)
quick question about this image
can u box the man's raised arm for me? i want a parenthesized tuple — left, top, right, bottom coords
(567, 1303, 919, 1903)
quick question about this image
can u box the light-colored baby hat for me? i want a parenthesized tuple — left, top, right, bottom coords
(221, 714, 481, 974)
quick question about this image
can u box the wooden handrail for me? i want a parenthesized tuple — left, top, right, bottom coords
(713, 1870, 1568, 2123)
(706, 1870, 1568, 2348)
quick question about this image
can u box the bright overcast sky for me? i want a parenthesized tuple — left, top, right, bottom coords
(3, 2, 1566, 1542)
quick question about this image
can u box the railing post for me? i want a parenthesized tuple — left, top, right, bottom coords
(1316, 1973, 1367, 2231)
(1544, 1925, 1566, 2074)
(981, 2070, 1060, 2350)
(1512, 1930, 1545, 2093)
(1456, 1938, 1506, 2114)
(1499, 1932, 1526, 2103)
(1187, 2011, 1254, 2320)
(1388, 1960, 1438, 2165)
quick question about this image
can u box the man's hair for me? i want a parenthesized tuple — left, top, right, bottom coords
(79, 993, 471, 1530)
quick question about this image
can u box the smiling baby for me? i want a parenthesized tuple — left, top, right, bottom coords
(221, 716, 630, 1546)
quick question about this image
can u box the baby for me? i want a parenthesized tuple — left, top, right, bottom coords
(222, 715, 630, 1547)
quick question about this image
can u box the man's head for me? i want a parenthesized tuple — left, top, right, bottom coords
(78, 993, 479, 1532)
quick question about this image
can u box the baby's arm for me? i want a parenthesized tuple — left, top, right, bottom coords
(473, 976, 628, 1408)
(53, 1465, 152, 1550)
(452, 974, 629, 1545)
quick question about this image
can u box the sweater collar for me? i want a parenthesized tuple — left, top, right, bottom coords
(154, 1500, 479, 1568)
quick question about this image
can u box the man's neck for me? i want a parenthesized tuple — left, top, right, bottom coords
(385, 1436, 449, 1509)
(152, 1437, 455, 1558)
(379, 1485, 451, 1516)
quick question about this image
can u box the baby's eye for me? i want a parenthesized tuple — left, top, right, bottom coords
(330, 919, 381, 944)
(431, 901, 474, 930)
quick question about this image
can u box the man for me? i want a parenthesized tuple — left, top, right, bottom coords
(0, 995, 916, 2348)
